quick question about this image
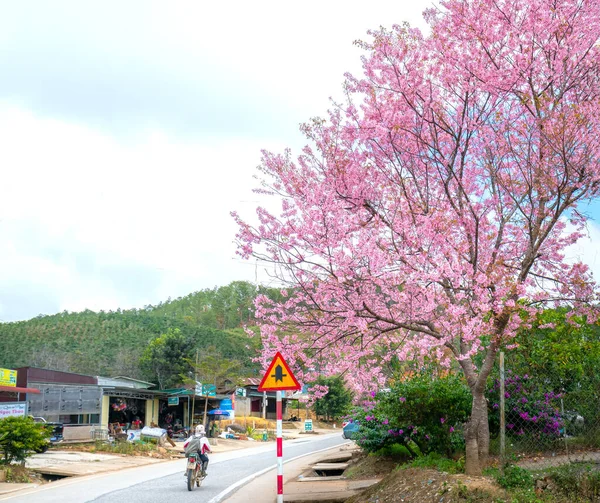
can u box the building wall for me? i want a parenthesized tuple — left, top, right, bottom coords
(145, 399, 159, 426)
(235, 397, 251, 417)
(101, 395, 110, 429)
(17, 367, 96, 387)
(28, 383, 102, 423)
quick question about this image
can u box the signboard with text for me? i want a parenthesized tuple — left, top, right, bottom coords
(0, 402, 28, 419)
(220, 398, 233, 410)
(202, 384, 216, 396)
(0, 368, 17, 387)
(168, 397, 179, 406)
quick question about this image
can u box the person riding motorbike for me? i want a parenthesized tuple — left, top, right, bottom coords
(183, 425, 211, 476)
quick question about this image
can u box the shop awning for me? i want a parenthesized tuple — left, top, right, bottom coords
(0, 385, 41, 394)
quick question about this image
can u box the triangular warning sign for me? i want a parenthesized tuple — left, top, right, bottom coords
(258, 352, 301, 391)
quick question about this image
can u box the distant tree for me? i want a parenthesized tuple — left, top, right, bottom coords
(183, 346, 244, 426)
(140, 328, 194, 389)
(312, 376, 353, 421)
(110, 346, 144, 379)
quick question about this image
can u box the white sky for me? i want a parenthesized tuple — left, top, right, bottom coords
(0, 0, 598, 322)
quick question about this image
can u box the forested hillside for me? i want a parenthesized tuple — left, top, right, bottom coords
(0, 281, 277, 382)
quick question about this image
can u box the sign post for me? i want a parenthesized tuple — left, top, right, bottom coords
(257, 352, 301, 503)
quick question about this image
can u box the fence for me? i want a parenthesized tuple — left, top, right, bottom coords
(493, 351, 600, 469)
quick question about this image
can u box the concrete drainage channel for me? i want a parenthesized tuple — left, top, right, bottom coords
(284, 449, 381, 503)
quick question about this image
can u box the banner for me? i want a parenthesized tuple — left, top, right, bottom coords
(0, 368, 17, 387)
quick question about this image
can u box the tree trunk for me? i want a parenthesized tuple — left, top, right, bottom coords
(464, 388, 489, 475)
(476, 394, 490, 466)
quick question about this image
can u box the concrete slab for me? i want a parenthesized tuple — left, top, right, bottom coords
(31, 457, 164, 477)
(298, 476, 345, 482)
(318, 452, 353, 462)
(24, 450, 165, 477)
(283, 490, 358, 503)
(283, 478, 381, 502)
(311, 462, 349, 470)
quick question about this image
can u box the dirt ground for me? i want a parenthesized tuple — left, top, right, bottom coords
(344, 454, 505, 503)
(346, 467, 506, 503)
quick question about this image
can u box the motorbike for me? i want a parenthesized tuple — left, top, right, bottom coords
(167, 425, 189, 440)
(186, 452, 207, 491)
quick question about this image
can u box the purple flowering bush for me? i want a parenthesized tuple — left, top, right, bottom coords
(487, 370, 564, 446)
(347, 374, 471, 457)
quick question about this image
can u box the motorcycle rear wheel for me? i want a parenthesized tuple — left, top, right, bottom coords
(187, 468, 195, 491)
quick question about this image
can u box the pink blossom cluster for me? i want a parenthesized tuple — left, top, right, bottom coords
(235, 0, 600, 397)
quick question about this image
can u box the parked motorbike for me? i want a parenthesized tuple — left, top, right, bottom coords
(166, 425, 189, 440)
(185, 452, 207, 491)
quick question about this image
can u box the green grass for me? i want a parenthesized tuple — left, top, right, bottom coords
(401, 452, 465, 474)
(91, 440, 157, 455)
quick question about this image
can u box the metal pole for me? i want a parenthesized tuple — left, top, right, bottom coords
(187, 395, 191, 428)
(276, 390, 283, 503)
(192, 350, 198, 428)
(561, 397, 570, 459)
(499, 351, 505, 473)
(262, 391, 267, 420)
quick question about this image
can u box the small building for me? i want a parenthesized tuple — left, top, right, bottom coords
(97, 376, 165, 431)
(235, 377, 289, 420)
(2, 367, 169, 441)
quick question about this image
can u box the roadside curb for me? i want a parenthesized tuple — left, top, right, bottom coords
(0, 484, 39, 497)
(207, 440, 352, 503)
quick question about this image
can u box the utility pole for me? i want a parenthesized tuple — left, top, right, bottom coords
(191, 349, 199, 428)
(203, 380, 211, 428)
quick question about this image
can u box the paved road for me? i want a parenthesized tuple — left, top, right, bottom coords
(1, 433, 346, 503)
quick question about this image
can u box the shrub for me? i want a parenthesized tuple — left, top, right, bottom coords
(487, 371, 564, 447)
(0, 416, 51, 465)
(349, 373, 471, 458)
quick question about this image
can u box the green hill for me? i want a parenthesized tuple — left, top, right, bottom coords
(0, 281, 277, 382)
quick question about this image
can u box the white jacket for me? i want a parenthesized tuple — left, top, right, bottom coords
(183, 435, 211, 455)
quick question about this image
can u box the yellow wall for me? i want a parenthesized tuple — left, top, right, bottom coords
(145, 399, 159, 426)
(101, 395, 110, 429)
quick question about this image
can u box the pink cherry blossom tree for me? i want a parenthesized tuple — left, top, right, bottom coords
(234, 0, 600, 475)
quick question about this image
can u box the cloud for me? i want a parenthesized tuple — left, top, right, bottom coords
(0, 106, 280, 320)
(0, 0, 430, 139)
